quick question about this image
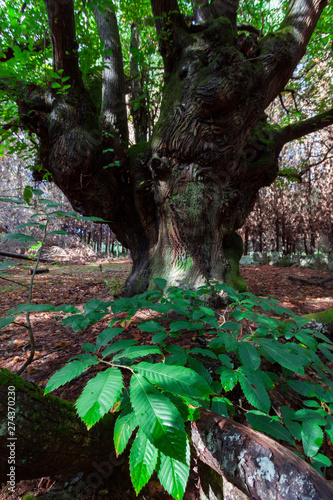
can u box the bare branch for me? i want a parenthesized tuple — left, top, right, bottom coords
(261, 0, 328, 106)
(44, 0, 83, 87)
(91, 0, 128, 145)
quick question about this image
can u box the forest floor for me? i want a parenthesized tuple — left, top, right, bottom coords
(0, 259, 333, 499)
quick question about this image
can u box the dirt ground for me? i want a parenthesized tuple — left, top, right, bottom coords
(0, 260, 333, 499)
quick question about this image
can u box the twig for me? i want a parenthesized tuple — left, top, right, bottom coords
(0, 275, 29, 288)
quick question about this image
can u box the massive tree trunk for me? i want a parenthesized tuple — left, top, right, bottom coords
(1, 369, 333, 499)
(2, 0, 333, 296)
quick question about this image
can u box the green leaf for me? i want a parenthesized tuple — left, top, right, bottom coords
(165, 345, 187, 366)
(114, 408, 138, 455)
(221, 321, 242, 332)
(134, 361, 213, 398)
(257, 338, 305, 375)
(188, 348, 217, 359)
(154, 278, 167, 289)
(0, 316, 14, 329)
(75, 367, 123, 429)
(45, 358, 99, 394)
(187, 356, 213, 387)
(96, 327, 124, 350)
(239, 342, 261, 370)
(23, 185, 33, 204)
(219, 368, 238, 391)
(138, 321, 165, 333)
(311, 453, 331, 469)
(211, 397, 232, 417)
(157, 438, 190, 500)
(4, 233, 36, 243)
(238, 368, 270, 413)
(301, 422, 324, 458)
(246, 411, 294, 445)
(13, 303, 55, 313)
(129, 429, 158, 494)
(113, 345, 162, 361)
(198, 305, 215, 316)
(169, 320, 192, 332)
(293, 409, 326, 426)
(48, 230, 68, 235)
(102, 339, 137, 357)
(0, 262, 18, 271)
(82, 343, 96, 353)
(130, 373, 187, 461)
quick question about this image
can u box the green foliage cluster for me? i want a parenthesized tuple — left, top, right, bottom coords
(1, 190, 333, 498)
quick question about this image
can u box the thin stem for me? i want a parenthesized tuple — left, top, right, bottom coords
(17, 220, 49, 375)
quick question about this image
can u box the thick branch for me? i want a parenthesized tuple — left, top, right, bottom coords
(150, 0, 188, 77)
(275, 107, 333, 150)
(211, 0, 240, 29)
(261, 0, 327, 106)
(44, 0, 83, 87)
(91, 1, 129, 145)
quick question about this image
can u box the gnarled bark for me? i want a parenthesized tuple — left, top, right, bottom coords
(2, 0, 333, 297)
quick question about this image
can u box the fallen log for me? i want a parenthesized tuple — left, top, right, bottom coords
(191, 409, 333, 500)
(1, 368, 333, 499)
(0, 368, 117, 484)
(28, 268, 49, 275)
(0, 251, 54, 264)
(289, 274, 333, 286)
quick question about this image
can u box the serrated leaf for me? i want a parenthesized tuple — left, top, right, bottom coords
(48, 230, 68, 235)
(82, 343, 96, 353)
(0, 316, 14, 329)
(0, 262, 19, 271)
(188, 348, 217, 359)
(4, 233, 36, 243)
(134, 361, 212, 398)
(239, 342, 261, 370)
(187, 356, 213, 387)
(258, 338, 305, 375)
(23, 185, 33, 204)
(96, 327, 124, 350)
(211, 397, 230, 417)
(13, 303, 55, 313)
(130, 373, 187, 461)
(302, 422, 323, 458)
(165, 345, 187, 366)
(238, 368, 270, 413)
(138, 320, 165, 333)
(219, 368, 238, 391)
(113, 345, 162, 361)
(157, 438, 190, 500)
(45, 358, 99, 394)
(246, 412, 294, 445)
(114, 408, 138, 455)
(75, 367, 123, 429)
(102, 339, 137, 357)
(221, 321, 241, 332)
(169, 320, 192, 332)
(130, 429, 158, 494)
(311, 453, 331, 468)
(154, 278, 167, 289)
